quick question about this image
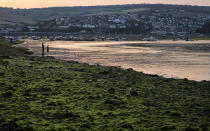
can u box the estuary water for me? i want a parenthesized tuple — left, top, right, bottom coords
(19, 39, 210, 81)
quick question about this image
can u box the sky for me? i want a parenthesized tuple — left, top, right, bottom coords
(0, 0, 210, 9)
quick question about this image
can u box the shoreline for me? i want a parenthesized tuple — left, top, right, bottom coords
(0, 39, 210, 130)
(18, 39, 210, 81)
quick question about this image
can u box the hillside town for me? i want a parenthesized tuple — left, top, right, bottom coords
(1, 6, 210, 43)
(1, 8, 210, 36)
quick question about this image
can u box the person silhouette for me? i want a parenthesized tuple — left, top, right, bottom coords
(47, 45, 49, 53)
(42, 42, 45, 57)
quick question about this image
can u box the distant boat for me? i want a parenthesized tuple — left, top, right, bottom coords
(173, 38, 179, 41)
(115, 37, 128, 41)
(121, 38, 128, 41)
(142, 36, 157, 41)
(188, 39, 195, 41)
(29, 36, 41, 40)
(185, 38, 195, 41)
(107, 37, 115, 41)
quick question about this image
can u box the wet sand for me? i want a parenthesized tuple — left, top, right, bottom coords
(18, 39, 210, 81)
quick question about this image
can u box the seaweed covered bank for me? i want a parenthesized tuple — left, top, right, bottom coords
(0, 39, 210, 130)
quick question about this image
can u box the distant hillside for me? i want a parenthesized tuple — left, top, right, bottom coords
(1, 4, 210, 25)
(0, 8, 37, 26)
(12, 4, 210, 20)
(13, 5, 150, 20)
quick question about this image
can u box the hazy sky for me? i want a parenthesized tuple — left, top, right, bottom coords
(0, 0, 210, 8)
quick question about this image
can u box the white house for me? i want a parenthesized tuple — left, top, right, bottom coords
(83, 24, 96, 28)
(109, 25, 116, 29)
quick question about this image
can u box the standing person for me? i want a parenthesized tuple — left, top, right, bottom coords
(42, 42, 45, 57)
(47, 45, 49, 53)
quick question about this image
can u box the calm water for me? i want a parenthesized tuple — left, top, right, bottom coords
(19, 39, 210, 81)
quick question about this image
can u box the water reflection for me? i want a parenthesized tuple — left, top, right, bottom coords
(19, 40, 210, 81)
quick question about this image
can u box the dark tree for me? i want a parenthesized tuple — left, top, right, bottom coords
(197, 20, 210, 34)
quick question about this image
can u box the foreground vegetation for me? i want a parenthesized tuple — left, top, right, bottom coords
(0, 39, 210, 130)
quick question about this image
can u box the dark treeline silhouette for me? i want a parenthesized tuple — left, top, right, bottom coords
(197, 20, 210, 34)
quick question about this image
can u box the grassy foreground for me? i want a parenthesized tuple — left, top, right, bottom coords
(0, 39, 210, 131)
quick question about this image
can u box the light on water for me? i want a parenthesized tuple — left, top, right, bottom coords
(19, 40, 210, 81)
